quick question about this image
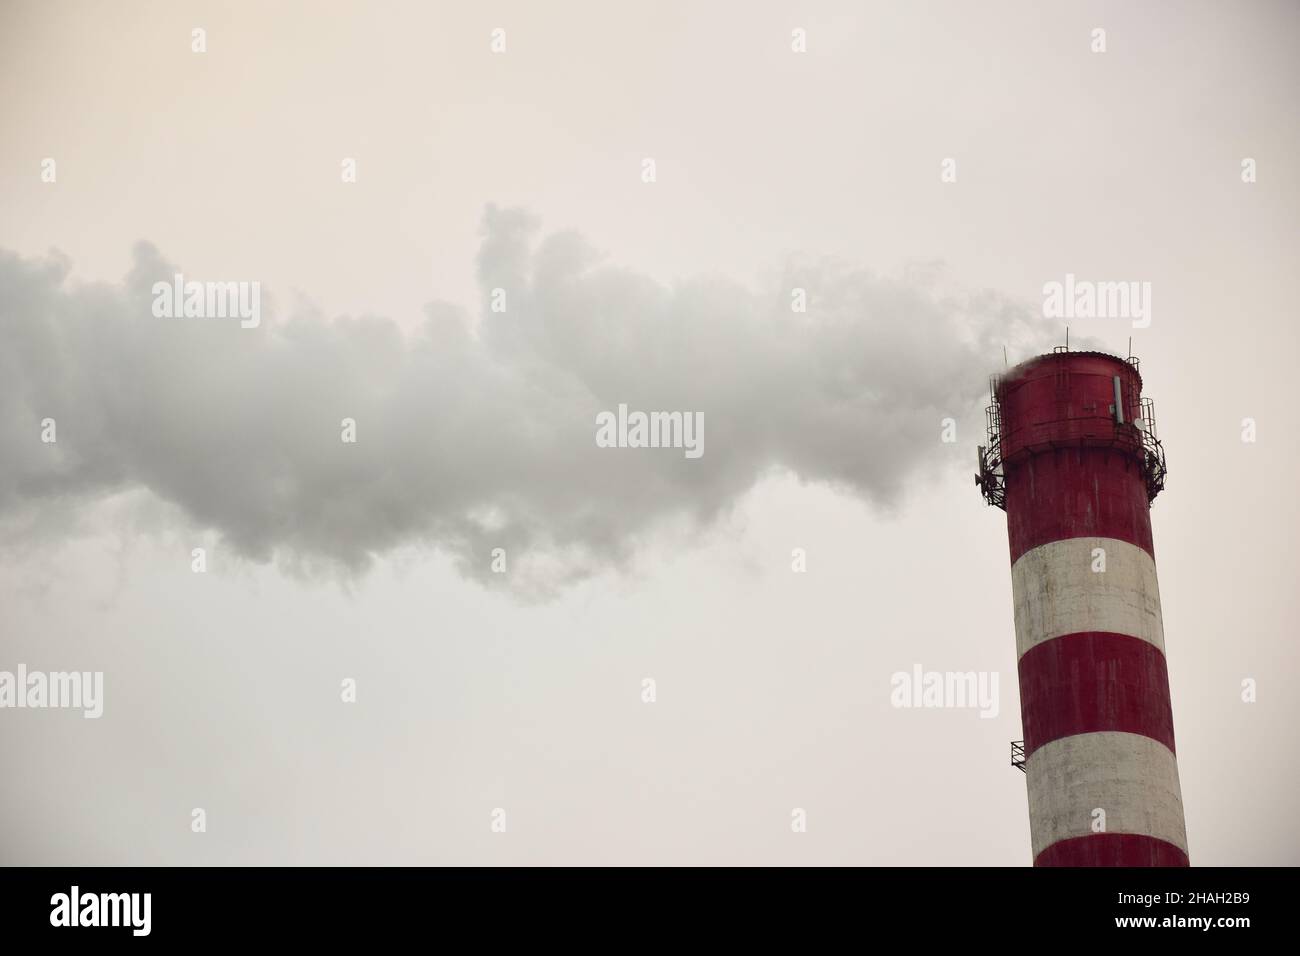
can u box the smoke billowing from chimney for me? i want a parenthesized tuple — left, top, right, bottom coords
(0, 206, 1050, 597)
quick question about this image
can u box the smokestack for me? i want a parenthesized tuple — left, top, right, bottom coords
(976, 349, 1189, 866)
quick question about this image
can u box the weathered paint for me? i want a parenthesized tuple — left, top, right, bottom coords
(1005, 448, 1154, 563)
(992, 351, 1187, 867)
(1018, 631, 1176, 755)
(1034, 832, 1189, 867)
(1026, 731, 1188, 859)
(1011, 536, 1164, 656)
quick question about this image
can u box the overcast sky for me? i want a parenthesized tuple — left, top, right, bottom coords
(0, 0, 1296, 865)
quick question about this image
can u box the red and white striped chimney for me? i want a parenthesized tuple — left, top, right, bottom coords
(977, 350, 1189, 866)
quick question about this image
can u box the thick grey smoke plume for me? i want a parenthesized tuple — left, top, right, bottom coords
(0, 206, 1045, 595)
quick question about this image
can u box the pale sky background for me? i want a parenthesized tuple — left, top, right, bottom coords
(0, 0, 1296, 865)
